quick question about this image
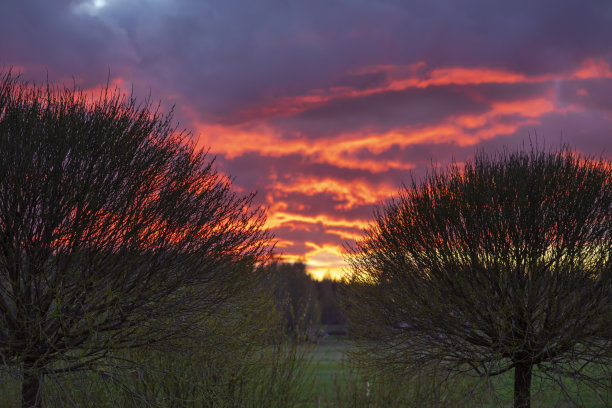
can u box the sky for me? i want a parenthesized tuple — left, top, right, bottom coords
(2, 0, 612, 279)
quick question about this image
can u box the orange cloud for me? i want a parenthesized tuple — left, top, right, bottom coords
(272, 177, 398, 210)
(194, 114, 535, 176)
(222, 63, 556, 123)
(490, 98, 555, 117)
(194, 122, 417, 173)
(266, 211, 367, 230)
(570, 59, 612, 80)
(274, 239, 295, 248)
(213, 58, 611, 126)
(192, 62, 606, 169)
(302, 242, 348, 280)
(196, 119, 516, 169)
(325, 228, 363, 241)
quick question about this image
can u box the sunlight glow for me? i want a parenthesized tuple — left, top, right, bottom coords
(73, 0, 109, 16)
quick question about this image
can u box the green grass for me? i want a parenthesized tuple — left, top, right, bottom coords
(303, 336, 611, 408)
(2, 336, 610, 407)
(307, 336, 348, 396)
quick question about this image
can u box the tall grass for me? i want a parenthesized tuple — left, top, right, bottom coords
(41, 343, 311, 407)
(1, 343, 312, 407)
(0, 279, 316, 408)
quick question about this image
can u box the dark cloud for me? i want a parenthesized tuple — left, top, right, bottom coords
(515, 111, 612, 158)
(4, 0, 611, 115)
(0, 2, 136, 84)
(222, 152, 401, 185)
(378, 0, 612, 75)
(469, 82, 554, 103)
(330, 71, 389, 91)
(272, 85, 489, 138)
(270, 191, 375, 217)
(557, 78, 612, 114)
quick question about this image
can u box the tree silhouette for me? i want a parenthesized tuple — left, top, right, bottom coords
(271, 262, 319, 335)
(0, 70, 271, 408)
(345, 146, 612, 408)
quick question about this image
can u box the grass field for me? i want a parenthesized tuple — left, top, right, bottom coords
(1, 334, 610, 407)
(308, 335, 349, 396)
(304, 334, 611, 408)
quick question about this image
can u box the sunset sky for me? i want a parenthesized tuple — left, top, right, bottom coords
(2, 0, 612, 279)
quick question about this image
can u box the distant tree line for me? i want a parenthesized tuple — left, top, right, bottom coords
(267, 262, 346, 335)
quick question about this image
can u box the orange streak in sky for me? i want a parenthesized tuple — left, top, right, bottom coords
(266, 211, 367, 230)
(491, 98, 555, 117)
(227, 63, 561, 122)
(222, 58, 610, 125)
(571, 59, 612, 80)
(272, 177, 398, 209)
(195, 115, 538, 171)
(194, 122, 417, 172)
(325, 228, 363, 241)
(274, 239, 296, 248)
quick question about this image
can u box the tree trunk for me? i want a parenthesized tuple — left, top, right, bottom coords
(21, 365, 43, 408)
(513, 362, 532, 408)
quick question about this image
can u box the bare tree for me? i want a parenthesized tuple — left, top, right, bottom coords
(345, 146, 612, 408)
(0, 70, 272, 408)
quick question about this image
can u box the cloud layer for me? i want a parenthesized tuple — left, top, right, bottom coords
(3, 0, 612, 278)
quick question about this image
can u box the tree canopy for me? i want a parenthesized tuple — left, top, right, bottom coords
(0, 70, 272, 407)
(345, 146, 612, 408)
